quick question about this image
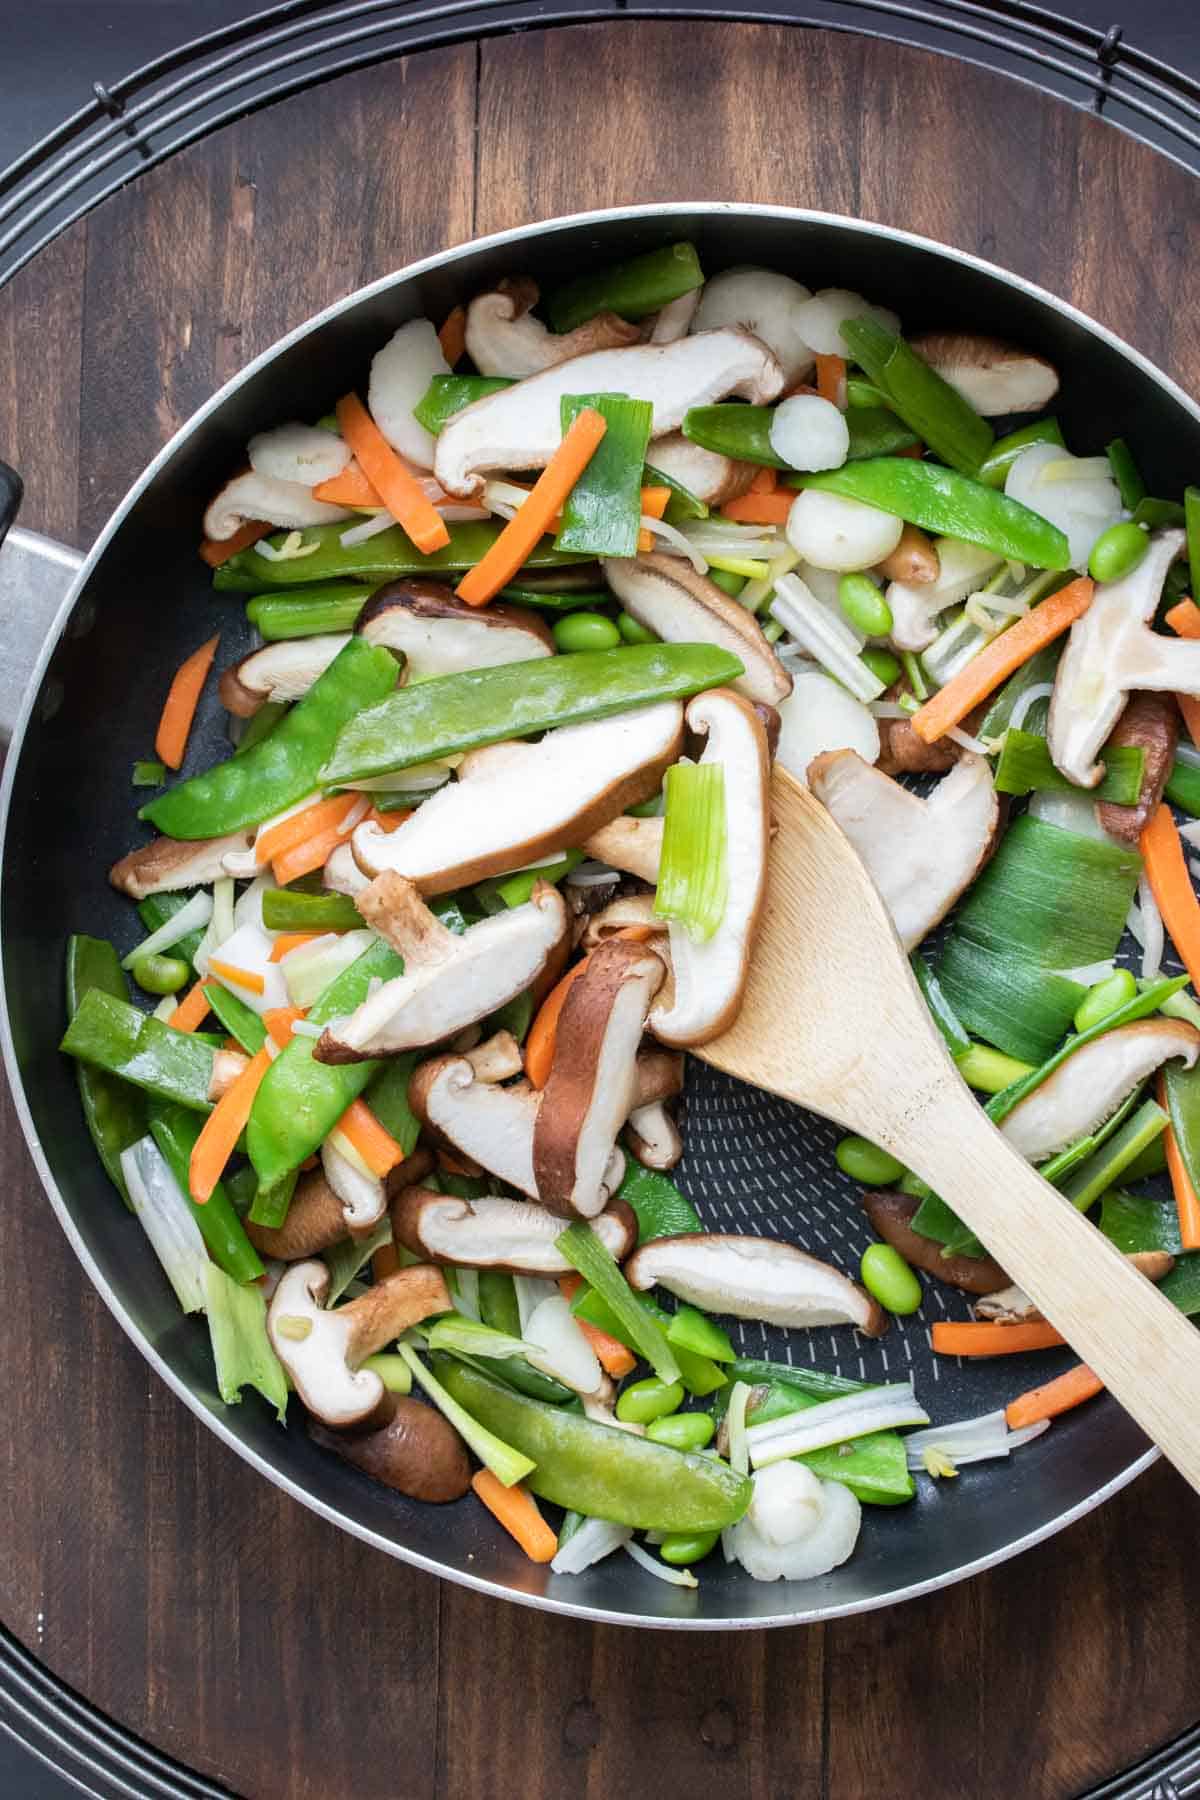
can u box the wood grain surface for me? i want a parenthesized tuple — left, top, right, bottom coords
(2, 22, 1200, 1798)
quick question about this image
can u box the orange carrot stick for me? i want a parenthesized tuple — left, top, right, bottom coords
(720, 490, 794, 526)
(257, 793, 359, 867)
(169, 979, 212, 1033)
(312, 460, 384, 508)
(336, 392, 450, 556)
(188, 1045, 272, 1202)
(272, 824, 358, 887)
(637, 484, 671, 554)
(748, 466, 777, 495)
(335, 1098, 406, 1178)
(207, 959, 266, 996)
(911, 578, 1094, 744)
(555, 1278, 637, 1377)
(365, 806, 412, 835)
(199, 520, 272, 567)
(155, 633, 219, 770)
(268, 931, 328, 962)
(1005, 1363, 1103, 1430)
(456, 410, 608, 607)
(931, 1320, 1066, 1356)
(1157, 1071, 1200, 1251)
(815, 352, 847, 409)
(262, 1005, 307, 1049)
(1141, 802, 1200, 990)
(471, 1470, 559, 1560)
(1162, 598, 1200, 747)
(438, 305, 467, 369)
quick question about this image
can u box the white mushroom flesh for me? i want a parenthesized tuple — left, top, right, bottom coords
(786, 490, 903, 571)
(644, 431, 751, 506)
(396, 1193, 633, 1272)
(909, 332, 1059, 417)
(360, 604, 552, 677)
(268, 1261, 382, 1428)
(566, 970, 650, 1215)
(691, 268, 815, 383)
(808, 750, 999, 951)
(465, 282, 640, 377)
(247, 421, 352, 487)
(203, 470, 350, 541)
(368, 318, 449, 471)
(232, 634, 349, 705)
(321, 1138, 387, 1234)
(416, 1059, 540, 1197)
(602, 553, 792, 707)
(580, 815, 664, 884)
(725, 1463, 862, 1581)
(773, 669, 880, 784)
(648, 288, 701, 344)
(625, 1234, 884, 1332)
(792, 287, 900, 357)
(323, 840, 371, 896)
(1005, 442, 1123, 574)
(625, 1101, 683, 1170)
(886, 537, 1004, 652)
(1001, 1020, 1200, 1162)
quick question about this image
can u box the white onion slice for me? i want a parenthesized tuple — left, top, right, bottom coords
(340, 510, 399, 547)
(121, 1137, 209, 1314)
(641, 514, 707, 572)
(551, 1517, 633, 1575)
(768, 394, 849, 472)
(904, 1409, 1051, 1470)
(1009, 682, 1056, 730)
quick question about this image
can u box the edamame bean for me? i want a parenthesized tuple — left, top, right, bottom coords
(860, 1243, 922, 1315)
(131, 953, 190, 996)
(659, 1529, 720, 1566)
(839, 572, 894, 638)
(1074, 968, 1137, 1033)
(552, 611, 622, 653)
(861, 647, 902, 687)
(615, 1377, 684, 1425)
(834, 1135, 905, 1186)
(617, 611, 658, 645)
(646, 1412, 715, 1451)
(1088, 521, 1149, 585)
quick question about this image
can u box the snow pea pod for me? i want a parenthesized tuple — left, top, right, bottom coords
(65, 936, 146, 1203)
(794, 458, 1072, 570)
(205, 982, 268, 1055)
(61, 989, 215, 1113)
(840, 316, 993, 476)
(434, 1356, 752, 1531)
(247, 582, 376, 640)
(413, 374, 514, 434)
(212, 521, 593, 592)
(977, 418, 1065, 488)
(746, 1383, 914, 1505)
(545, 242, 703, 334)
(683, 404, 917, 469)
(146, 1101, 264, 1284)
(260, 888, 362, 932)
(617, 1164, 701, 1241)
(142, 637, 398, 839)
(246, 940, 404, 1192)
(320, 642, 742, 786)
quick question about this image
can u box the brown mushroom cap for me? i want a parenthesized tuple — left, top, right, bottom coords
(390, 1187, 638, 1274)
(603, 553, 792, 708)
(625, 1232, 888, 1336)
(356, 578, 554, 675)
(310, 1395, 471, 1502)
(110, 830, 255, 899)
(219, 634, 348, 718)
(1000, 1018, 1200, 1163)
(1095, 691, 1180, 844)
(862, 1190, 1007, 1293)
(876, 684, 958, 777)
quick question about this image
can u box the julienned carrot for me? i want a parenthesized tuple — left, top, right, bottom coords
(1005, 1363, 1103, 1430)
(188, 1044, 272, 1202)
(720, 490, 794, 525)
(524, 926, 656, 1088)
(930, 1320, 1065, 1356)
(263, 1005, 307, 1048)
(438, 304, 467, 369)
(815, 352, 847, 409)
(312, 460, 383, 508)
(456, 409, 608, 606)
(1163, 598, 1200, 747)
(911, 577, 1095, 744)
(257, 792, 359, 867)
(207, 959, 266, 996)
(155, 634, 219, 770)
(336, 392, 450, 556)
(749, 466, 777, 495)
(335, 1097, 406, 1177)
(169, 979, 212, 1033)
(1157, 1071, 1200, 1251)
(268, 931, 327, 962)
(637, 485, 671, 554)
(555, 1279, 637, 1377)
(199, 520, 272, 567)
(272, 824, 358, 887)
(471, 1469, 558, 1560)
(1141, 802, 1200, 989)
(365, 806, 412, 835)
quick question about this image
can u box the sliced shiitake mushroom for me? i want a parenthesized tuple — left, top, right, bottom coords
(310, 1396, 471, 1502)
(862, 1190, 1007, 1294)
(625, 1233, 888, 1335)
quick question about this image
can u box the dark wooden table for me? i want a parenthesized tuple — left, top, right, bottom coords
(3, 22, 1200, 1798)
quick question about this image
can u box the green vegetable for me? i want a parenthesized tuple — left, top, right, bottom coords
(203, 1264, 289, 1421)
(847, 376, 888, 407)
(1188, 487, 1200, 610)
(617, 1164, 702, 1241)
(909, 1188, 985, 1261)
(132, 760, 166, 787)
(498, 585, 610, 612)
(838, 572, 893, 637)
(658, 1528, 719, 1564)
(1100, 1186, 1182, 1255)
(261, 887, 362, 932)
(427, 1315, 537, 1364)
(936, 939, 1086, 1066)
(1088, 521, 1150, 585)
(617, 611, 657, 645)
(435, 1356, 752, 1531)
(794, 458, 1071, 570)
(571, 1287, 724, 1396)
(993, 728, 1144, 805)
(247, 583, 375, 640)
(1166, 746, 1200, 817)
(840, 316, 994, 476)
(213, 520, 591, 591)
(234, 701, 288, 758)
(899, 648, 928, 703)
(1106, 438, 1146, 511)
(545, 242, 703, 334)
(978, 419, 1065, 488)
(320, 642, 744, 786)
(643, 461, 708, 523)
(413, 373, 514, 433)
(861, 646, 902, 688)
(1074, 970, 1138, 1034)
(956, 1044, 1035, 1093)
(557, 392, 653, 558)
(860, 1243, 922, 1315)
(654, 761, 727, 943)
(485, 989, 535, 1046)
(130, 952, 190, 996)
(1120, 1137, 1169, 1183)
(147, 1102, 264, 1284)
(552, 611, 622, 652)
(246, 940, 404, 1191)
(683, 403, 917, 468)
(1133, 496, 1186, 530)
(1062, 1099, 1168, 1211)
(557, 1221, 680, 1384)
(479, 1269, 522, 1339)
(142, 638, 398, 839)
(910, 954, 971, 1057)
(976, 642, 1061, 741)
(835, 1135, 904, 1186)
(844, 406, 923, 461)
(1157, 982, 1200, 1032)
(741, 1381, 914, 1504)
(402, 1347, 535, 1487)
(204, 981, 268, 1055)
(615, 1378, 685, 1424)
(324, 1218, 394, 1306)
(456, 1348, 574, 1405)
(359, 1353, 413, 1394)
(474, 850, 583, 914)
(666, 1304, 734, 1363)
(137, 892, 207, 970)
(364, 1053, 422, 1155)
(64, 936, 146, 1203)
(722, 1358, 868, 1401)
(647, 1413, 716, 1452)
(1163, 1058, 1200, 1200)
(707, 568, 745, 596)
(247, 1167, 298, 1231)
(62, 989, 215, 1113)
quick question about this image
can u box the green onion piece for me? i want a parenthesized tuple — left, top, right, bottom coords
(204, 982, 268, 1055)
(556, 393, 653, 558)
(61, 990, 216, 1112)
(365, 1053, 422, 1155)
(557, 1223, 680, 1384)
(643, 461, 708, 523)
(479, 1270, 523, 1339)
(840, 316, 994, 476)
(413, 374, 515, 434)
(910, 954, 971, 1056)
(654, 762, 727, 943)
(723, 1358, 868, 1400)
(618, 1164, 703, 1240)
(478, 850, 584, 912)
(741, 1384, 912, 1504)
(426, 1314, 538, 1362)
(399, 1344, 535, 1485)
(667, 1304, 735, 1363)
(900, 648, 929, 703)
(955, 1043, 1034, 1094)
(1186, 487, 1200, 611)
(978, 419, 1065, 488)
(1037, 1084, 1145, 1186)
(976, 642, 1062, 741)
(570, 1285, 726, 1395)
(1157, 983, 1200, 1031)
(147, 1101, 264, 1284)
(260, 888, 362, 932)
(247, 583, 376, 640)
(1062, 1099, 1168, 1211)
(708, 567, 746, 597)
(247, 1168, 298, 1231)
(1165, 752, 1200, 818)
(203, 1263, 289, 1420)
(1133, 496, 1186, 530)
(1164, 1058, 1200, 1200)
(1106, 438, 1146, 511)
(993, 728, 1144, 804)
(454, 1347, 575, 1405)
(324, 1218, 396, 1306)
(132, 759, 166, 787)
(485, 988, 535, 1046)
(936, 937, 1085, 1066)
(545, 242, 703, 334)
(794, 457, 1070, 570)
(1121, 1137, 1169, 1184)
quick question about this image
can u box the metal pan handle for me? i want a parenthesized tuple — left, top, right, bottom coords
(0, 462, 84, 746)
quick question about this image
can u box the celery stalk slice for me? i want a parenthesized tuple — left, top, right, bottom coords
(654, 762, 728, 943)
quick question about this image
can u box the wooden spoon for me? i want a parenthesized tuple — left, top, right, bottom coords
(700, 766, 1200, 1491)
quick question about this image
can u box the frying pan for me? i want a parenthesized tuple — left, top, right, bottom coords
(3, 203, 1198, 1630)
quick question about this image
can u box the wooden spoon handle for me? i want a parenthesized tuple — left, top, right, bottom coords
(901, 1079, 1200, 1491)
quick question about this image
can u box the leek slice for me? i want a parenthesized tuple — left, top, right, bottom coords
(557, 1223, 681, 1386)
(994, 729, 1144, 805)
(1061, 1099, 1168, 1211)
(654, 762, 728, 943)
(398, 1344, 535, 1486)
(556, 392, 654, 558)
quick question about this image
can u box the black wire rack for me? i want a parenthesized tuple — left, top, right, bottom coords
(1, 0, 1200, 291)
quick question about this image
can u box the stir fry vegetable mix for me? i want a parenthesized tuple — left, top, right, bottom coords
(61, 245, 1200, 1588)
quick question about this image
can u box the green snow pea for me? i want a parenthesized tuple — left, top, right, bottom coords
(234, 701, 288, 757)
(571, 1286, 726, 1397)
(1163, 1058, 1200, 1202)
(247, 583, 375, 640)
(545, 242, 703, 334)
(320, 643, 743, 787)
(434, 1356, 752, 1531)
(204, 982, 268, 1055)
(246, 940, 404, 1191)
(61, 989, 215, 1113)
(1074, 970, 1137, 1034)
(65, 936, 146, 1203)
(683, 404, 917, 469)
(977, 418, 1065, 488)
(617, 1163, 702, 1241)
(364, 1052, 422, 1155)
(146, 1101, 263, 1284)
(643, 462, 708, 524)
(260, 888, 362, 933)
(666, 1304, 735, 1363)
(1187, 486, 1200, 607)
(839, 316, 993, 476)
(212, 521, 592, 592)
(142, 637, 397, 839)
(478, 1270, 523, 1339)
(1105, 438, 1146, 511)
(413, 374, 514, 434)
(744, 1381, 915, 1505)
